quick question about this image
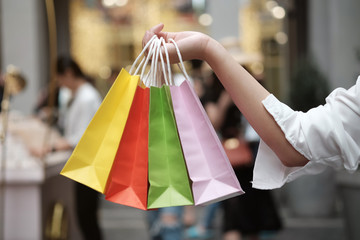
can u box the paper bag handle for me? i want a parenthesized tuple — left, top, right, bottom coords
(141, 37, 161, 86)
(147, 37, 172, 87)
(169, 38, 191, 82)
(159, 38, 172, 85)
(143, 37, 162, 87)
(134, 36, 189, 87)
(129, 35, 157, 75)
(150, 37, 176, 87)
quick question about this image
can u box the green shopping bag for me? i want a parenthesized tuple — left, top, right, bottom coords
(147, 85, 194, 209)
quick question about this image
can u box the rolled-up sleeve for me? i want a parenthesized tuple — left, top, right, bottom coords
(252, 77, 360, 189)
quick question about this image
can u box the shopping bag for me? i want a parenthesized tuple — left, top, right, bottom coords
(60, 69, 139, 193)
(147, 85, 194, 209)
(104, 86, 149, 210)
(170, 79, 244, 205)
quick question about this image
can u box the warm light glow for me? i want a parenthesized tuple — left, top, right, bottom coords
(275, 32, 288, 44)
(272, 6, 286, 19)
(99, 66, 112, 79)
(198, 13, 213, 26)
(115, 0, 128, 7)
(250, 62, 264, 75)
(224, 138, 240, 150)
(102, 0, 128, 8)
(265, 0, 278, 11)
(102, 0, 117, 7)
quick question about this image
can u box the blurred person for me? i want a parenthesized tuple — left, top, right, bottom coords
(33, 83, 73, 136)
(32, 56, 103, 240)
(199, 73, 236, 240)
(33, 85, 61, 127)
(220, 69, 282, 240)
(184, 202, 220, 240)
(196, 71, 281, 240)
(147, 206, 184, 240)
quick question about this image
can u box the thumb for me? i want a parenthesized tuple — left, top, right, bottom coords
(143, 23, 164, 48)
(151, 23, 164, 34)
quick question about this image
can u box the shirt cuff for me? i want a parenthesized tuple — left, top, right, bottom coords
(251, 94, 328, 189)
(252, 139, 327, 189)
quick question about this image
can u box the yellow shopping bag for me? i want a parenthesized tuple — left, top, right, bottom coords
(61, 69, 139, 193)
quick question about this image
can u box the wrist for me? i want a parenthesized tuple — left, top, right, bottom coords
(203, 37, 228, 69)
(200, 34, 213, 62)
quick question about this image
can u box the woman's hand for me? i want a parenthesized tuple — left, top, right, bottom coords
(143, 23, 211, 63)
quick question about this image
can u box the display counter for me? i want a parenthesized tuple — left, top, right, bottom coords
(0, 113, 81, 240)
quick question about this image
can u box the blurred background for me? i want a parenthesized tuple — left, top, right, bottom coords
(1, 0, 360, 240)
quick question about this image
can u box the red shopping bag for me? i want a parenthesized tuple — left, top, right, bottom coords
(104, 86, 150, 210)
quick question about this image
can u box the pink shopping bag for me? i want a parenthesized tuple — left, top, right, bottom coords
(170, 80, 244, 205)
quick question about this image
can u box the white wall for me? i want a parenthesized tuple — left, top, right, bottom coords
(1, 0, 47, 114)
(309, 0, 360, 89)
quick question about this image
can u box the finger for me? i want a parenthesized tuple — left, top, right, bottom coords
(157, 31, 178, 42)
(142, 23, 164, 48)
(150, 23, 164, 34)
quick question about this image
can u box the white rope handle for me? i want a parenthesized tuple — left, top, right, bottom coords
(152, 38, 163, 87)
(148, 38, 175, 87)
(139, 37, 157, 79)
(129, 35, 157, 75)
(134, 36, 189, 87)
(143, 37, 161, 87)
(159, 44, 169, 86)
(154, 37, 175, 87)
(169, 38, 191, 82)
(141, 37, 160, 86)
(152, 37, 162, 87)
(160, 38, 172, 85)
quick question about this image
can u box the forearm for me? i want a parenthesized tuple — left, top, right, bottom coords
(203, 38, 308, 167)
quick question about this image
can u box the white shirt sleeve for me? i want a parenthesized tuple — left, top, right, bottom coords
(252, 77, 360, 189)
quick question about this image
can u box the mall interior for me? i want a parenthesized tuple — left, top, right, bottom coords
(0, 0, 360, 240)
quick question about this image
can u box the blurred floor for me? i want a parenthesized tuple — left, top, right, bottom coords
(274, 214, 345, 240)
(99, 197, 346, 240)
(99, 197, 149, 240)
